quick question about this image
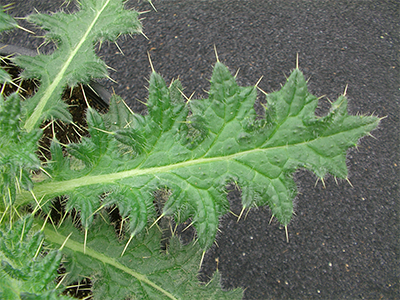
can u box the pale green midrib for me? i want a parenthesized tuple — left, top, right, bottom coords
(40, 223, 178, 300)
(24, 0, 110, 132)
(35, 148, 259, 195)
(17, 117, 376, 205)
(31, 150, 265, 197)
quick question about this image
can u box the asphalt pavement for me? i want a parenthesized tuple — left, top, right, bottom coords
(1, 0, 398, 299)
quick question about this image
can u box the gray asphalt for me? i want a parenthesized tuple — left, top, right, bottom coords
(1, 0, 398, 299)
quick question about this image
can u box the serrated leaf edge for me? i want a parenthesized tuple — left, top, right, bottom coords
(40, 221, 179, 300)
(23, 0, 141, 132)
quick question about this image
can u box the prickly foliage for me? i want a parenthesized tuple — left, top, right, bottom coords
(0, 215, 71, 299)
(0, 5, 17, 83)
(16, 62, 380, 251)
(42, 216, 243, 300)
(0, 64, 11, 84)
(0, 6, 42, 221)
(0, 93, 41, 211)
(0, 1, 381, 298)
(0, 6, 17, 32)
(13, 0, 142, 132)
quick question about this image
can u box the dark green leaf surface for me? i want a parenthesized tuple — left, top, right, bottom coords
(0, 6, 16, 84)
(0, 93, 41, 210)
(0, 6, 17, 32)
(43, 216, 243, 300)
(13, 0, 142, 132)
(18, 62, 380, 251)
(0, 216, 71, 300)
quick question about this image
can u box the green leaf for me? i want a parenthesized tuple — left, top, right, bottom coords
(0, 68, 12, 84)
(13, 0, 142, 132)
(0, 93, 41, 211)
(0, 215, 72, 300)
(67, 107, 112, 167)
(17, 62, 380, 251)
(42, 216, 243, 300)
(0, 6, 17, 32)
(0, 6, 16, 84)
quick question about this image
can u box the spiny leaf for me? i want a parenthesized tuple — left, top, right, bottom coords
(66, 107, 112, 167)
(0, 6, 17, 32)
(107, 186, 152, 236)
(0, 215, 72, 299)
(17, 62, 380, 251)
(13, 0, 142, 132)
(42, 216, 243, 300)
(0, 65, 11, 84)
(0, 93, 41, 213)
(0, 6, 16, 84)
(105, 94, 139, 130)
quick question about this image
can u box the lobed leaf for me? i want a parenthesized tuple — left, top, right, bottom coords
(0, 215, 72, 299)
(13, 0, 142, 132)
(42, 216, 243, 300)
(0, 6, 17, 33)
(0, 6, 17, 84)
(0, 93, 41, 213)
(17, 62, 380, 251)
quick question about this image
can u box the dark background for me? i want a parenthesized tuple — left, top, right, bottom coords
(1, 0, 398, 299)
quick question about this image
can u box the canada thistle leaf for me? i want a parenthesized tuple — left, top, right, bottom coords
(42, 216, 243, 300)
(13, 0, 142, 132)
(0, 215, 72, 299)
(18, 62, 380, 251)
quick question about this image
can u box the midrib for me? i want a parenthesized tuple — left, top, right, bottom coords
(22, 121, 361, 202)
(24, 0, 110, 132)
(32, 146, 269, 195)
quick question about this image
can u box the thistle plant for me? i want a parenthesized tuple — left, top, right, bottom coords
(0, 1, 380, 299)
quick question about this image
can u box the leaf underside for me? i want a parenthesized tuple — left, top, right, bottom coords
(21, 61, 380, 252)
